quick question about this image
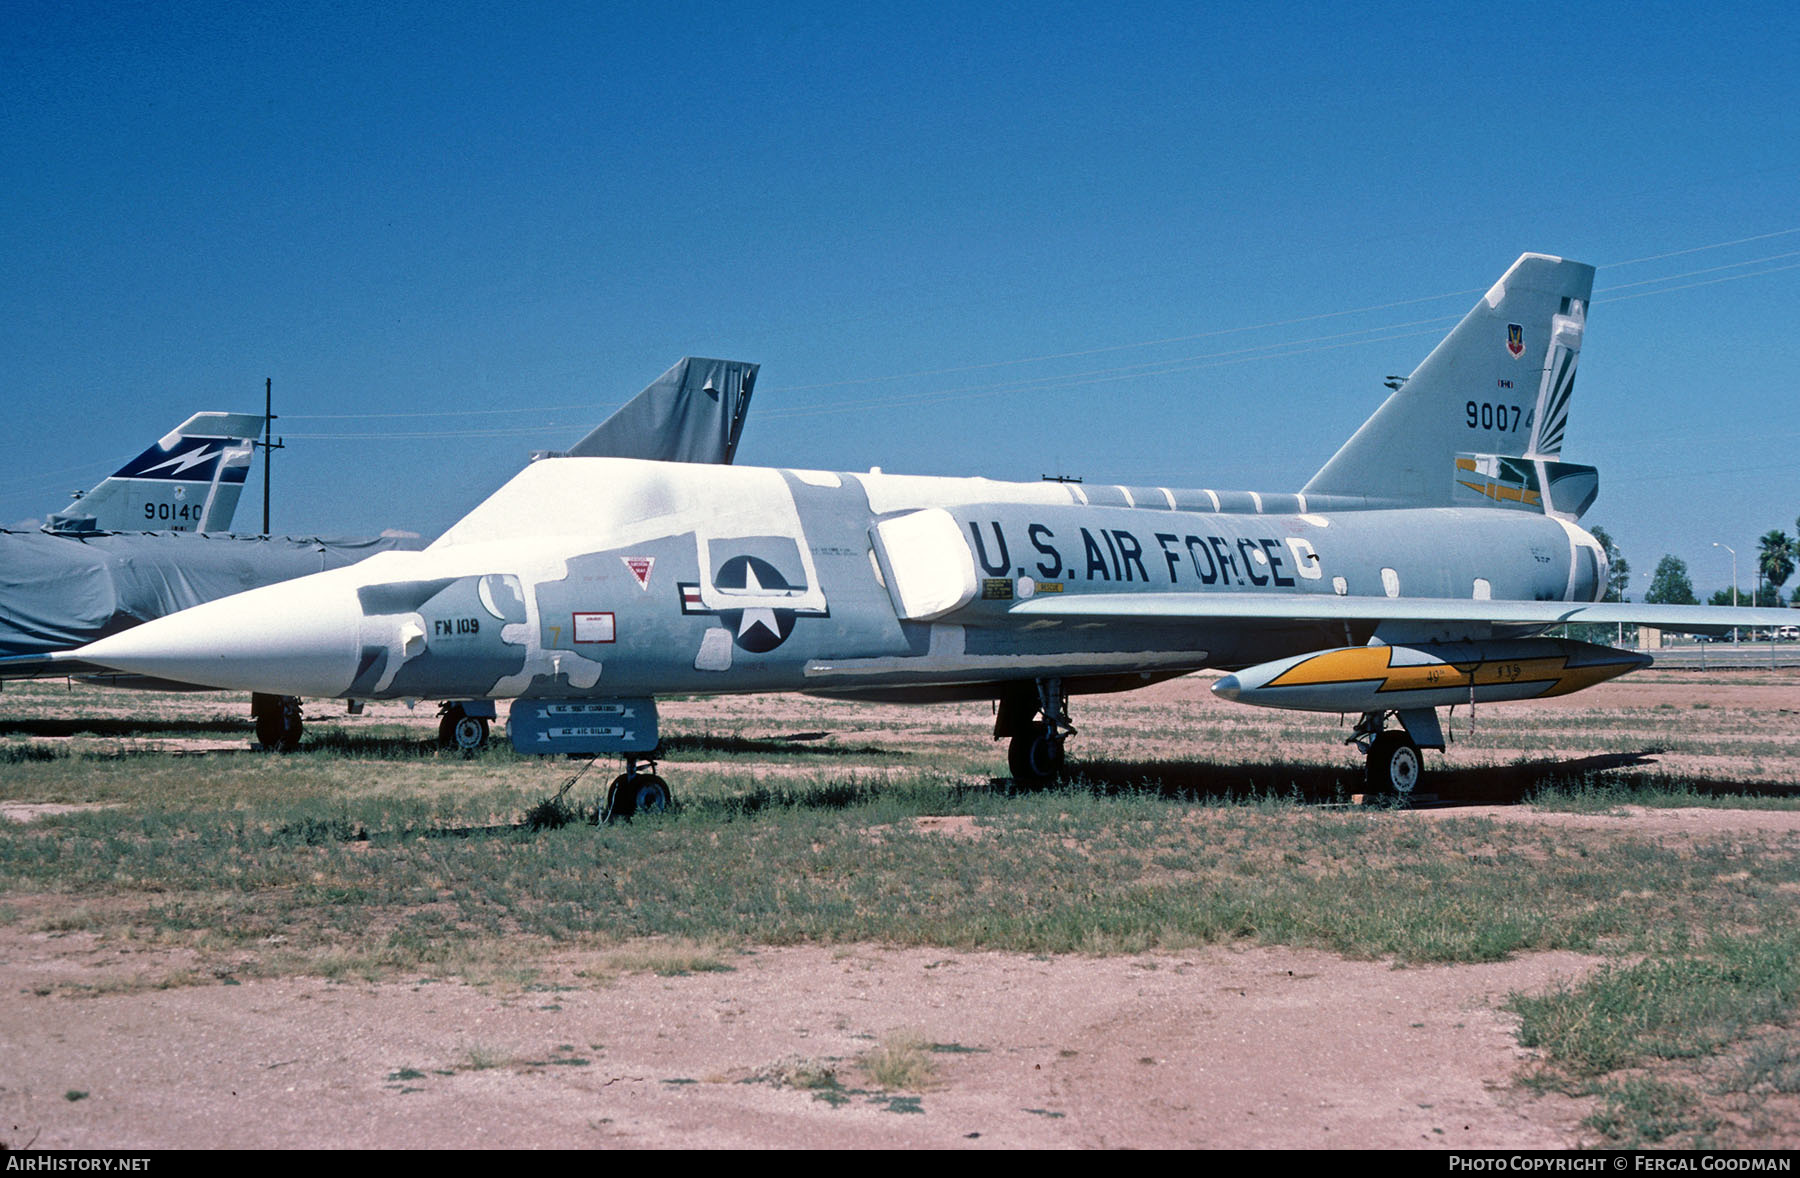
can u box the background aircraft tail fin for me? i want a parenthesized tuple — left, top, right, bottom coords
(45, 411, 263, 534)
(1302, 253, 1596, 514)
(558, 357, 759, 465)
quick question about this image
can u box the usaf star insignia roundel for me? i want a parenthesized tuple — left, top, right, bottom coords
(714, 554, 798, 653)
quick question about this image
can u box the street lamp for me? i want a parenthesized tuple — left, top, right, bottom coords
(1714, 542, 1738, 643)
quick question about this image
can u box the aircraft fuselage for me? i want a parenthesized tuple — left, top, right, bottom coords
(77, 458, 1605, 706)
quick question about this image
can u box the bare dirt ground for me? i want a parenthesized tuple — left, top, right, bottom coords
(2, 668, 1797, 1149)
(2, 939, 1604, 1150)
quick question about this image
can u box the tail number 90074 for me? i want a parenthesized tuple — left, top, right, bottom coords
(1466, 401, 1521, 431)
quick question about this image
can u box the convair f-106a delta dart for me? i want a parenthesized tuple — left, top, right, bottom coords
(43, 254, 1791, 816)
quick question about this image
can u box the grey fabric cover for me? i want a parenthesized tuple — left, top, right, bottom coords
(565, 357, 757, 464)
(0, 530, 422, 656)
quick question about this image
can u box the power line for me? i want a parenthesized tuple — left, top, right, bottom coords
(217, 229, 1800, 436)
(758, 324, 1459, 420)
(1596, 259, 1800, 303)
(286, 404, 603, 421)
(282, 423, 595, 441)
(1598, 227, 1800, 270)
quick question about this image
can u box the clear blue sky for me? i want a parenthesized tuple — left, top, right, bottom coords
(4, 1, 1796, 601)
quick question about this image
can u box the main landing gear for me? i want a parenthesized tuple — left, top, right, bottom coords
(251, 692, 303, 751)
(1365, 730, 1422, 796)
(600, 755, 672, 824)
(997, 678, 1075, 787)
(1349, 709, 1441, 799)
(436, 702, 493, 752)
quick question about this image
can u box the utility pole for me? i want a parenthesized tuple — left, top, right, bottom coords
(258, 377, 285, 537)
(1714, 541, 1738, 644)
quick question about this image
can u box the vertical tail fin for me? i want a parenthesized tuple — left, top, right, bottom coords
(559, 358, 758, 465)
(45, 412, 263, 534)
(1302, 254, 1596, 510)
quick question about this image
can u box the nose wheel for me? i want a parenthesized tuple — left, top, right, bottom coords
(252, 693, 303, 751)
(601, 758, 672, 823)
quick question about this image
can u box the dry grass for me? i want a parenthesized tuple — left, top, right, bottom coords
(859, 1030, 940, 1091)
(595, 938, 736, 977)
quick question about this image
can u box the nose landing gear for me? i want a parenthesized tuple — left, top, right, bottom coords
(252, 693, 303, 751)
(998, 678, 1074, 787)
(601, 756, 672, 823)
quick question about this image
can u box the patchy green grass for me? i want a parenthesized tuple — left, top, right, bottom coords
(1509, 930, 1800, 1146)
(1512, 931, 1800, 1076)
(6, 671, 1800, 1145)
(1738, 1035, 1800, 1095)
(1580, 1076, 1719, 1147)
(1528, 775, 1800, 813)
(5, 772, 1799, 977)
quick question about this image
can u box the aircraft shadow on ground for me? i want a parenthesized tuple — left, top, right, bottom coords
(1058, 749, 1800, 808)
(0, 715, 251, 739)
(659, 732, 908, 759)
(264, 729, 910, 759)
(302, 731, 445, 756)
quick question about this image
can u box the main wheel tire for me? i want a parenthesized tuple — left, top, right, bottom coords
(1007, 722, 1066, 786)
(1365, 730, 1423, 797)
(437, 706, 490, 752)
(253, 693, 303, 752)
(602, 773, 672, 823)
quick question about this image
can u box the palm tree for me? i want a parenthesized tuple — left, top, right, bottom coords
(1759, 530, 1796, 599)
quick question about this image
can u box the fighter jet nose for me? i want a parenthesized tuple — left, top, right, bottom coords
(79, 574, 363, 698)
(1211, 674, 1242, 702)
